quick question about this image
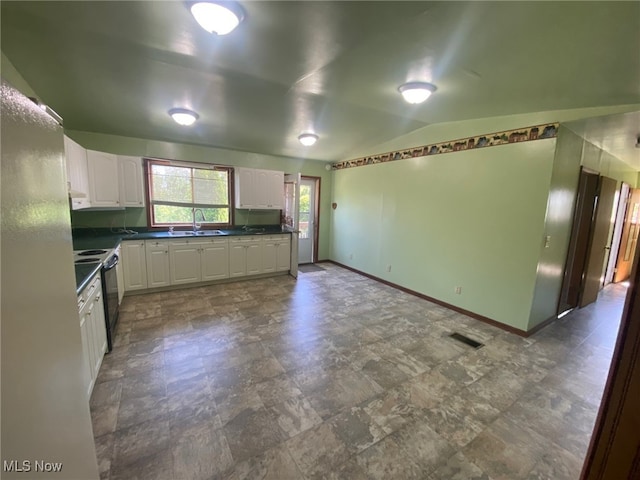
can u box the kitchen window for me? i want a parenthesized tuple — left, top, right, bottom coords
(146, 159, 233, 227)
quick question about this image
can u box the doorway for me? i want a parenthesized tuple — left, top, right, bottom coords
(559, 169, 619, 312)
(298, 176, 320, 264)
(613, 188, 640, 283)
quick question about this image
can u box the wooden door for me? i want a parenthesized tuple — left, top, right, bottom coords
(580, 234, 640, 479)
(613, 188, 640, 283)
(604, 183, 629, 285)
(558, 169, 600, 313)
(580, 176, 618, 307)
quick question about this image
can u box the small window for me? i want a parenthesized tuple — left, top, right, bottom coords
(146, 159, 233, 227)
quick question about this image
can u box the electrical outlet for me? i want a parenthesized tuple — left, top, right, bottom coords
(387, 265, 392, 272)
(455, 286, 462, 294)
(544, 235, 551, 248)
(349, 253, 353, 260)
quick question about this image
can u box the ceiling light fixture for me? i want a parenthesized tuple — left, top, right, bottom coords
(398, 82, 437, 104)
(169, 108, 199, 126)
(298, 133, 319, 146)
(190, 1, 244, 35)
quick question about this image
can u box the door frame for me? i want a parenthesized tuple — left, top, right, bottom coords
(301, 175, 321, 264)
(580, 236, 640, 479)
(604, 182, 629, 285)
(558, 167, 601, 313)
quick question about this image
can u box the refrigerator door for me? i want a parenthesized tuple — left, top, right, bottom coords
(1, 79, 99, 478)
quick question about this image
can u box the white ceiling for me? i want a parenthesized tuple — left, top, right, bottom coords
(1, 1, 639, 163)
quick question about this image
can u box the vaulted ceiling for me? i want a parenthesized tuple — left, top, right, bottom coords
(2, 1, 639, 163)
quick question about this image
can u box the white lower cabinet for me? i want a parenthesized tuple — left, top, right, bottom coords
(78, 273, 107, 399)
(146, 240, 171, 287)
(230, 237, 262, 278)
(169, 238, 230, 284)
(115, 244, 125, 304)
(262, 234, 291, 273)
(120, 234, 289, 292)
(169, 240, 204, 285)
(201, 238, 230, 281)
(122, 240, 147, 291)
(275, 237, 291, 271)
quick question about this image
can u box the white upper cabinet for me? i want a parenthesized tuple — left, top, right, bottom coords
(87, 150, 120, 207)
(235, 167, 256, 208)
(63, 135, 91, 210)
(118, 155, 146, 207)
(267, 170, 284, 209)
(235, 167, 284, 210)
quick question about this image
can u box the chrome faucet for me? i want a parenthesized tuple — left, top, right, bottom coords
(192, 208, 206, 232)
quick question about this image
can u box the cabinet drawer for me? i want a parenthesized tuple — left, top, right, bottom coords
(230, 236, 258, 244)
(145, 240, 171, 248)
(262, 234, 290, 242)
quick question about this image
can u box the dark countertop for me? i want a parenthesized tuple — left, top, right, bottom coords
(75, 262, 102, 296)
(72, 225, 291, 293)
(72, 225, 291, 250)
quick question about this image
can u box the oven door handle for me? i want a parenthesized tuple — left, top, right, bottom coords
(104, 254, 119, 271)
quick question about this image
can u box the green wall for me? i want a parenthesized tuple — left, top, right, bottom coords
(528, 129, 638, 330)
(66, 130, 333, 260)
(330, 138, 557, 331)
(527, 127, 584, 330)
(581, 140, 638, 186)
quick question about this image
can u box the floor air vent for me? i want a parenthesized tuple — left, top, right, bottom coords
(449, 332, 484, 349)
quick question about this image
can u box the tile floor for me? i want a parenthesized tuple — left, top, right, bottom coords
(91, 264, 625, 480)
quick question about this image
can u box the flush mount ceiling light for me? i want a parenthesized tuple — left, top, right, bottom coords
(298, 133, 319, 146)
(398, 82, 437, 104)
(190, 1, 244, 35)
(168, 108, 199, 126)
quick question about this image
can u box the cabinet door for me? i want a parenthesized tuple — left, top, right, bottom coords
(146, 241, 171, 287)
(229, 241, 247, 277)
(115, 252, 125, 304)
(64, 135, 91, 210)
(85, 301, 98, 392)
(87, 150, 120, 207)
(235, 168, 255, 208)
(276, 239, 291, 271)
(268, 171, 284, 209)
(78, 301, 93, 399)
(118, 156, 146, 207)
(121, 241, 147, 291)
(201, 239, 229, 281)
(91, 289, 108, 376)
(169, 241, 202, 284)
(253, 169, 269, 208)
(246, 241, 263, 275)
(262, 238, 277, 273)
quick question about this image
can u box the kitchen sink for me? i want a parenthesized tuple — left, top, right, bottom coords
(168, 230, 226, 236)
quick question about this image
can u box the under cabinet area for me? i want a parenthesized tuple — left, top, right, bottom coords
(121, 234, 290, 293)
(78, 273, 107, 399)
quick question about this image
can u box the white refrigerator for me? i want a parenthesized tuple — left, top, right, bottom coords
(1, 79, 99, 478)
